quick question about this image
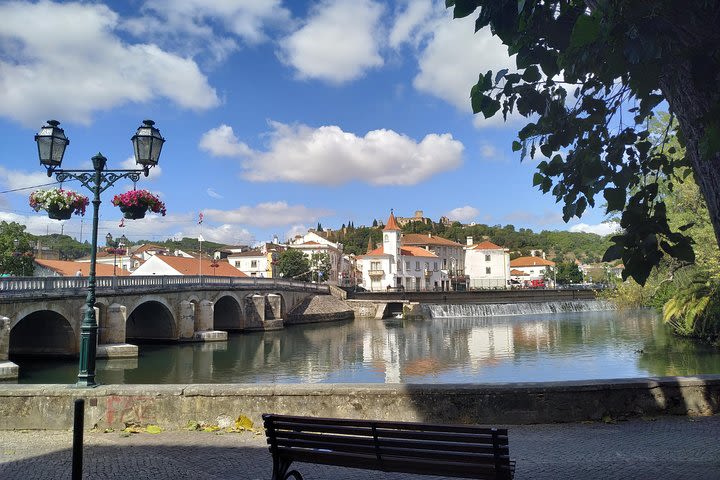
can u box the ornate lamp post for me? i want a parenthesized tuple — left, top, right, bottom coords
(34, 119, 165, 387)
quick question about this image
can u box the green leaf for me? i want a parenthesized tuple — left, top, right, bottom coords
(451, 0, 477, 18)
(532, 172, 544, 186)
(602, 243, 623, 262)
(570, 14, 600, 49)
(494, 68, 509, 84)
(604, 187, 626, 212)
(522, 65, 542, 83)
(512, 140, 522, 152)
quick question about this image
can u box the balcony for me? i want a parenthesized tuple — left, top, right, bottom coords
(368, 270, 385, 277)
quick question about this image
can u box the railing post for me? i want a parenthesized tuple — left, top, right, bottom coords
(72, 398, 84, 480)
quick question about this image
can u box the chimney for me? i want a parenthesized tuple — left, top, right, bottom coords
(428, 233, 432, 238)
(466, 236, 473, 246)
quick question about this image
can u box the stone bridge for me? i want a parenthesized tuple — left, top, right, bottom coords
(0, 276, 329, 379)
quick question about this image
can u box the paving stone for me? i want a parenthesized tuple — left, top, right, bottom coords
(1, 416, 719, 479)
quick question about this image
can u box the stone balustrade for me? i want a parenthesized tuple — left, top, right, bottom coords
(0, 275, 329, 300)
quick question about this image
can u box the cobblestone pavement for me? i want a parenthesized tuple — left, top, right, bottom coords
(1, 415, 719, 480)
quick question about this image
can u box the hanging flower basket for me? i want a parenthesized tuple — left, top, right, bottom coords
(29, 188, 89, 220)
(112, 189, 166, 220)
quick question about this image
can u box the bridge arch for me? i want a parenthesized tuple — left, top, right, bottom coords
(213, 293, 245, 331)
(268, 292, 288, 319)
(126, 297, 177, 342)
(10, 308, 77, 357)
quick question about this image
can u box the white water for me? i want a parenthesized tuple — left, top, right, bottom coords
(424, 300, 615, 318)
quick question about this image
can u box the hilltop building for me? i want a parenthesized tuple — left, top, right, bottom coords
(227, 242, 286, 278)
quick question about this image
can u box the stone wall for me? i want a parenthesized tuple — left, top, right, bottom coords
(286, 295, 354, 325)
(1, 376, 718, 430)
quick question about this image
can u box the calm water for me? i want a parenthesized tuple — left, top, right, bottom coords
(11, 309, 720, 384)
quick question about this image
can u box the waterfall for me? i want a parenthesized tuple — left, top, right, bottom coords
(424, 300, 615, 318)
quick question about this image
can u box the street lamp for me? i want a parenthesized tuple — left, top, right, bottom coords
(34, 119, 165, 387)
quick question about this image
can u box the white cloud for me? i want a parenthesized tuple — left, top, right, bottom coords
(278, 0, 384, 84)
(412, 12, 518, 128)
(0, 1, 219, 126)
(446, 206, 479, 223)
(285, 224, 309, 242)
(480, 144, 498, 159)
(0, 167, 56, 195)
(201, 121, 463, 186)
(203, 202, 332, 228)
(122, 0, 292, 63)
(206, 188, 223, 199)
(119, 156, 162, 181)
(199, 125, 253, 157)
(569, 222, 621, 236)
(389, 0, 435, 49)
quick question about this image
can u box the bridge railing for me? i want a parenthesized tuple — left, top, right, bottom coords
(0, 275, 330, 297)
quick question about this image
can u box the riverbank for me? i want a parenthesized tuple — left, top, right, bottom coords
(1, 375, 718, 430)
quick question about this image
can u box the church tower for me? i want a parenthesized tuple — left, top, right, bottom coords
(383, 210, 401, 272)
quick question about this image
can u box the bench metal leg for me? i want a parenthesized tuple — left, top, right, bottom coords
(271, 457, 304, 480)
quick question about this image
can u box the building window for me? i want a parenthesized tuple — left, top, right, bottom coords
(442, 259, 447, 269)
(485, 254, 491, 262)
(235, 261, 241, 267)
(415, 261, 420, 271)
(384, 234, 388, 242)
(434, 262, 438, 271)
(251, 260, 258, 268)
(371, 261, 381, 270)
(406, 261, 410, 271)
(486, 267, 492, 274)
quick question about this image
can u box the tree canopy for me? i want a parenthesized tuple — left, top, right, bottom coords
(448, 0, 720, 284)
(0, 221, 35, 276)
(277, 248, 310, 281)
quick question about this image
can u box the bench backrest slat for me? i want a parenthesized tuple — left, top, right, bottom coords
(267, 414, 508, 435)
(272, 430, 509, 454)
(269, 421, 508, 445)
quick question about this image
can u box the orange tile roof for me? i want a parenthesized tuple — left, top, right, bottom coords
(383, 211, 401, 231)
(155, 255, 247, 276)
(469, 241, 504, 250)
(400, 246, 437, 258)
(35, 259, 130, 276)
(401, 233, 463, 247)
(510, 269, 528, 276)
(510, 256, 556, 267)
(359, 246, 437, 258)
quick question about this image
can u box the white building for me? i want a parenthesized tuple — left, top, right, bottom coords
(357, 212, 443, 291)
(288, 231, 344, 284)
(509, 256, 556, 286)
(401, 233, 466, 291)
(227, 242, 285, 278)
(464, 239, 510, 290)
(131, 255, 246, 277)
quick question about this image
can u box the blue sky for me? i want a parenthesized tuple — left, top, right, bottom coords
(0, 0, 616, 246)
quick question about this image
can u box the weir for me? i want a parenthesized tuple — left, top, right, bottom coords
(424, 300, 614, 318)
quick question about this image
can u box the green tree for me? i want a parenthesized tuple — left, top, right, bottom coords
(555, 262, 583, 284)
(0, 222, 35, 276)
(277, 248, 310, 281)
(310, 252, 332, 283)
(449, 1, 720, 285)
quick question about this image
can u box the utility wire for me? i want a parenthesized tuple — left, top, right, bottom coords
(0, 179, 67, 194)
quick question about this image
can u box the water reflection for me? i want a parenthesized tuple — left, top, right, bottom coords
(12, 310, 720, 384)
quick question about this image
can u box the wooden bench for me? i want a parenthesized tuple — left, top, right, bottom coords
(262, 414, 515, 480)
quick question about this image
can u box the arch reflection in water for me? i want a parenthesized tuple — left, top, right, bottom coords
(12, 310, 720, 384)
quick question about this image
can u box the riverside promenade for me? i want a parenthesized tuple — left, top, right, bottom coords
(1, 415, 719, 479)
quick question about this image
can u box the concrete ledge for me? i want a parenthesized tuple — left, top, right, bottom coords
(0, 375, 719, 430)
(0, 361, 18, 380)
(192, 330, 228, 342)
(96, 344, 138, 359)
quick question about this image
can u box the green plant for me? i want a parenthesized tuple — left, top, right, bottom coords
(29, 188, 88, 215)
